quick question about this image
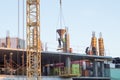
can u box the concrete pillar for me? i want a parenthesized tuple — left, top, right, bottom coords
(65, 57, 71, 74)
(93, 60, 98, 77)
(4, 54, 7, 74)
(47, 65, 50, 76)
(101, 61, 105, 77)
(43, 66, 45, 75)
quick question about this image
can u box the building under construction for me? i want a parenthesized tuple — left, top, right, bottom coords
(0, 31, 112, 80)
(0, 0, 114, 80)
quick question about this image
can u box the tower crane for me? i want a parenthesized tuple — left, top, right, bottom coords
(26, 0, 41, 80)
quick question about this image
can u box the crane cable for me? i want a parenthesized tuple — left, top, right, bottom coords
(18, 0, 20, 46)
(17, 0, 25, 76)
(56, 0, 66, 40)
(17, 0, 20, 75)
(22, 0, 25, 76)
(59, 0, 66, 28)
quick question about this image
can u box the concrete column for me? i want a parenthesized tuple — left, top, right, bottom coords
(10, 52, 13, 75)
(47, 65, 50, 76)
(101, 61, 104, 77)
(93, 60, 98, 77)
(65, 57, 71, 74)
(43, 66, 45, 75)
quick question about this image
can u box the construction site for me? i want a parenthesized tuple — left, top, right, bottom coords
(0, 0, 119, 80)
(0, 32, 112, 80)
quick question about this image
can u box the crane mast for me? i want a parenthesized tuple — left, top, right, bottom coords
(26, 0, 41, 80)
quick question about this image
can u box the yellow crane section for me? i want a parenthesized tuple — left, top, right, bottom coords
(26, 0, 41, 80)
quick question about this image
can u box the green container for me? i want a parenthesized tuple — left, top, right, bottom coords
(72, 64, 81, 76)
(53, 67, 59, 75)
